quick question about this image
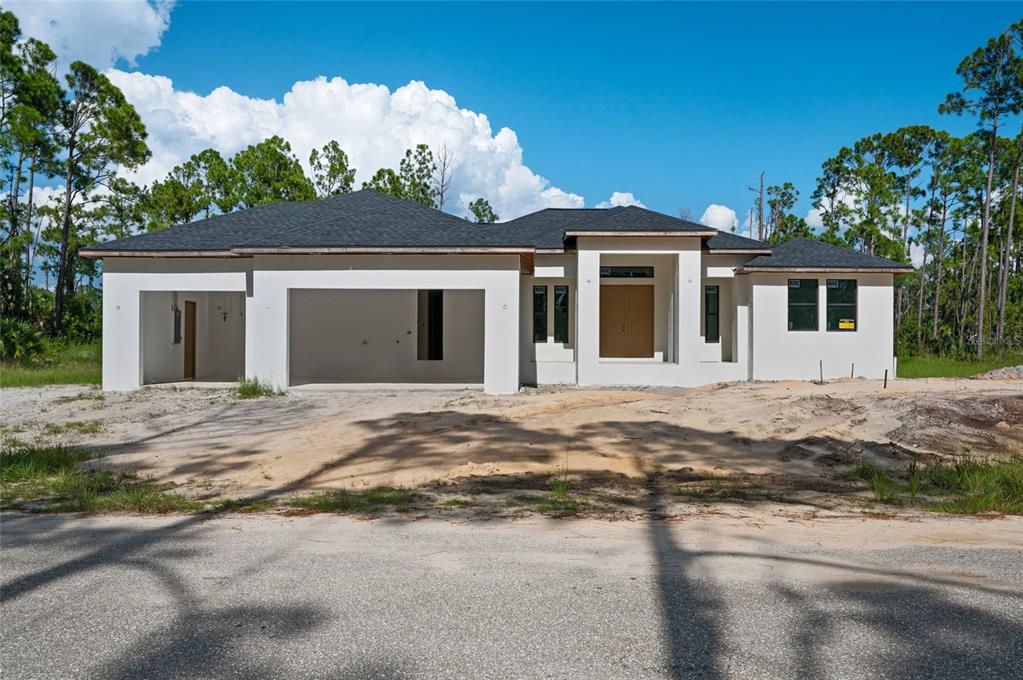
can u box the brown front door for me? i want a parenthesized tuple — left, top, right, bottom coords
(599, 285, 627, 357)
(184, 300, 196, 380)
(625, 285, 654, 357)
(599, 285, 654, 358)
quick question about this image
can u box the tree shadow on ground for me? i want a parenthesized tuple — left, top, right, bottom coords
(3, 409, 1022, 678)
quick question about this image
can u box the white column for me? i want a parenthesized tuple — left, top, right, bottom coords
(676, 248, 702, 365)
(101, 272, 141, 390)
(245, 272, 289, 390)
(482, 268, 520, 394)
(575, 248, 601, 386)
(733, 274, 752, 379)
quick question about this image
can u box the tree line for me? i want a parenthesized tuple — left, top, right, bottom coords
(2, 9, 1020, 362)
(0, 9, 498, 349)
(743, 20, 1023, 360)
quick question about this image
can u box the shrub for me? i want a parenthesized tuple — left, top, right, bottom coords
(236, 377, 284, 399)
(0, 317, 46, 363)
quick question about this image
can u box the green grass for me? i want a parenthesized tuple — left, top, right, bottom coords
(213, 497, 278, 513)
(506, 477, 587, 516)
(0, 444, 200, 513)
(236, 377, 284, 399)
(507, 493, 586, 515)
(53, 390, 105, 404)
(0, 342, 102, 388)
(289, 486, 415, 513)
(44, 420, 103, 437)
(897, 354, 1020, 379)
(849, 459, 1023, 514)
(440, 498, 476, 508)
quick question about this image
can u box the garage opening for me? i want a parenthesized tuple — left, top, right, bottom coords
(288, 289, 484, 386)
(140, 291, 245, 384)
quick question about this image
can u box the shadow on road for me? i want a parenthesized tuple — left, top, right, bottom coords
(3, 405, 1022, 678)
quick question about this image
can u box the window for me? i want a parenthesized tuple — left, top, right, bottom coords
(533, 286, 548, 342)
(787, 279, 818, 331)
(554, 285, 569, 344)
(827, 279, 857, 331)
(173, 306, 182, 344)
(599, 266, 653, 278)
(704, 285, 719, 343)
(417, 290, 443, 360)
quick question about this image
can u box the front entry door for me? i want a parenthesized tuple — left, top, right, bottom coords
(184, 300, 196, 380)
(599, 285, 654, 358)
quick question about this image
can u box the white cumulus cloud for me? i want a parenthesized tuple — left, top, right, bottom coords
(595, 192, 646, 209)
(7, 0, 174, 69)
(106, 71, 584, 220)
(805, 189, 858, 229)
(698, 204, 738, 231)
(909, 242, 925, 268)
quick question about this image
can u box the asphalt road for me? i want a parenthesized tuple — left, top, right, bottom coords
(1, 512, 1021, 679)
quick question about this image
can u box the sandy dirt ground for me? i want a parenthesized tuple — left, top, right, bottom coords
(2, 376, 1021, 515)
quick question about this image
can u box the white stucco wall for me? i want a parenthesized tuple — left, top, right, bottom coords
(750, 272, 895, 381)
(102, 259, 250, 390)
(246, 254, 520, 394)
(101, 248, 895, 393)
(289, 289, 484, 383)
(519, 254, 577, 385)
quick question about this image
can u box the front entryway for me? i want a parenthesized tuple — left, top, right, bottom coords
(599, 285, 654, 358)
(139, 291, 245, 385)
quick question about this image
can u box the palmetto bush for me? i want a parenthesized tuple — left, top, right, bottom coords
(0, 318, 45, 363)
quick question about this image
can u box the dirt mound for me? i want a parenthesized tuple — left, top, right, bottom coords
(886, 394, 1023, 457)
(974, 365, 1023, 380)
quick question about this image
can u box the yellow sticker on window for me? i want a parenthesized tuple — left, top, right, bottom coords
(839, 319, 855, 330)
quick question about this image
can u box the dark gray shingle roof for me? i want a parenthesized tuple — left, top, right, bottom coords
(704, 230, 771, 251)
(82, 191, 731, 254)
(83, 190, 532, 252)
(500, 205, 716, 249)
(738, 237, 912, 271)
(85, 191, 900, 273)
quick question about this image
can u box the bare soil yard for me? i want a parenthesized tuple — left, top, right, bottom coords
(3, 375, 1021, 517)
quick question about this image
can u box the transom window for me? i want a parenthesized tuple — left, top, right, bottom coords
(600, 266, 653, 278)
(787, 279, 818, 331)
(826, 279, 857, 331)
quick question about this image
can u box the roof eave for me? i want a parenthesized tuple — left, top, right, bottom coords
(705, 248, 773, 254)
(565, 230, 717, 238)
(737, 265, 914, 274)
(79, 249, 240, 259)
(231, 246, 533, 255)
(82, 245, 536, 258)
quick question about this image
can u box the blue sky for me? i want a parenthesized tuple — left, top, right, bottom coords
(13, 1, 1023, 226)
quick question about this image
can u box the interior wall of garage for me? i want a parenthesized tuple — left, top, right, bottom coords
(288, 289, 485, 384)
(141, 291, 245, 383)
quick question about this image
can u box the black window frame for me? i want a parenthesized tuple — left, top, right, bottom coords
(553, 285, 569, 344)
(704, 285, 720, 344)
(533, 285, 548, 343)
(787, 279, 818, 331)
(599, 266, 654, 279)
(826, 279, 858, 332)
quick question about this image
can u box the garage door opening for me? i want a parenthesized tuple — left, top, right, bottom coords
(288, 289, 484, 387)
(141, 291, 245, 384)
